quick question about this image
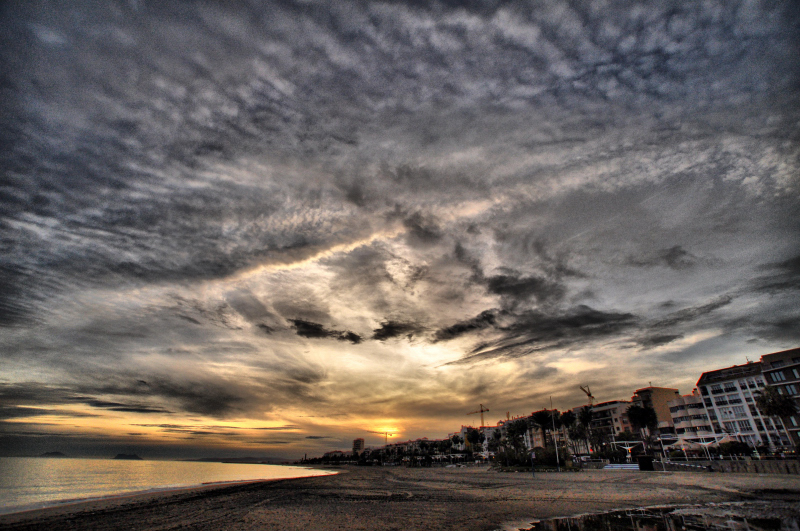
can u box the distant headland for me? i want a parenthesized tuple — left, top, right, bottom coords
(113, 453, 143, 460)
(40, 451, 68, 458)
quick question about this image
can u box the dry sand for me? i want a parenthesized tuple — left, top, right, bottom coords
(1, 466, 798, 530)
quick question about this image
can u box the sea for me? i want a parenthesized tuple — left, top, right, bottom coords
(0, 457, 334, 515)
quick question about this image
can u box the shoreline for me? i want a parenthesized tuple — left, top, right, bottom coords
(0, 468, 338, 521)
(1, 467, 798, 530)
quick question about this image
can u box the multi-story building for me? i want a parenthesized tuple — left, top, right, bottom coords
(697, 361, 791, 449)
(631, 387, 680, 433)
(667, 391, 716, 444)
(352, 438, 365, 456)
(760, 347, 800, 446)
(587, 400, 632, 438)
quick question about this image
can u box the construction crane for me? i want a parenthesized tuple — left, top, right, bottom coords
(467, 404, 490, 427)
(580, 385, 594, 407)
(368, 430, 395, 445)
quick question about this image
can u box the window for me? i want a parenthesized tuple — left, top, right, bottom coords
(772, 360, 785, 368)
(714, 397, 728, 406)
(700, 386, 709, 395)
(754, 419, 765, 431)
(711, 384, 723, 394)
(786, 384, 798, 395)
(704, 398, 713, 407)
(723, 422, 735, 432)
(791, 417, 798, 427)
(771, 371, 786, 382)
(732, 406, 746, 416)
(755, 378, 765, 387)
(793, 369, 799, 379)
(737, 420, 753, 432)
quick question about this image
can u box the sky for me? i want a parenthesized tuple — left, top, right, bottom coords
(1, 0, 799, 459)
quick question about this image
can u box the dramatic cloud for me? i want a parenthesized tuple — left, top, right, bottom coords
(1, 0, 798, 458)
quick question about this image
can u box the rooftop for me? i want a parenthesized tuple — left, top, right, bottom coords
(697, 361, 762, 385)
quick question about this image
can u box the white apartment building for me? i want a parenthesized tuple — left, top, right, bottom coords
(697, 362, 791, 449)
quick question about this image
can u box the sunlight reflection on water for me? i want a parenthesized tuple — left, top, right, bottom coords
(0, 457, 333, 514)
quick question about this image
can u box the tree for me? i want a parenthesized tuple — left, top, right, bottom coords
(755, 386, 797, 449)
(626, 405, 658, 435)
(718, 441, 752, 457)
(578, 406, 593, 429)
(450, 434, 463, 452)
(505, 419, 528, 450)
(577, 406, 593, 453)
(487, 430, 501, 453)
(560, 411, 576, 429)
(531, 410, 554, 447)
(755, 386, 798, 418)
(466, 428, 484, 451)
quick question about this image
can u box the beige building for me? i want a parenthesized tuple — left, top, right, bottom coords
(631, 386, 680, 433)
(667, 391, 716, 444)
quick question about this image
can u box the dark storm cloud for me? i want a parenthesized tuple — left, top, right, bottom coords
(751, 254, 800, 294)
(79, 399, 170, 414)
(372, 320, 425, 341)
(454, 242, 568, 308)
(648, 296, 733, 329)
(486, 272, 566, 306)
(632, 296, 734, 348)
(434, 310, 497, 341)
(637, 334, 684, 348)
(444, 305, 637, 365)
(0, 407, 100, 420)
(289, 319, 362, 344)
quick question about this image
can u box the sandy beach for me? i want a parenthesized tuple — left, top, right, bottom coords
(1, 466, 799, 530)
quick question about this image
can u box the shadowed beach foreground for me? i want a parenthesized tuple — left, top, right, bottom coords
(2, 467, 799, 530)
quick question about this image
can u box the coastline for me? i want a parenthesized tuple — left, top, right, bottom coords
(0, 476, 301, 519)
(2, 466, 799, 530)
(0, 457, 335, 518)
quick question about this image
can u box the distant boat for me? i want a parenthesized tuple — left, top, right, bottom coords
(113, 453, 143, 460)
(40, 451, 68, 458)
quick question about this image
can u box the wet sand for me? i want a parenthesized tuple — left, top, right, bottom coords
(1, 466, 798, 530)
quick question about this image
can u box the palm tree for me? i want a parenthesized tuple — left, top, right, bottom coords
(531, 410, 553, 447)
(626, 404, 658, 451)
(450, 434, 463, 453)
(578, 406, 593, 453)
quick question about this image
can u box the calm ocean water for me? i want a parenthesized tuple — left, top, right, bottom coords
(0, 457, 334, 515)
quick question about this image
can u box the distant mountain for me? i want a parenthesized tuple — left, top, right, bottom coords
(40, 451, 68, 458)
(188, 456, 290, 464)
(113, 453, 143, 460)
